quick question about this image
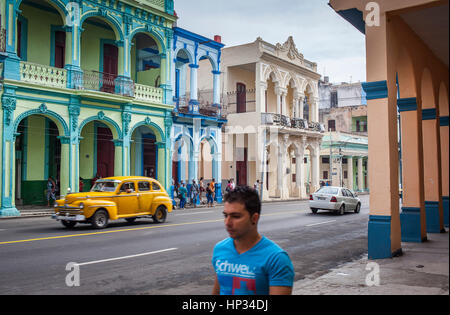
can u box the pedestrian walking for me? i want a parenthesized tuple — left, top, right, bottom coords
(212, 186, 295, 295)
(191, 179, 199, 208)
(199, 177, 206, 205)
(225, 180, 233, 194)
(179, 183, 187, 209)
(46, 177, 56, 206)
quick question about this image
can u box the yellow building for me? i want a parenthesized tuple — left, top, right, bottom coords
(330, 0, 449, 259)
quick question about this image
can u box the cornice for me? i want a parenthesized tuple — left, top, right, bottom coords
(260, 52, 321, 81)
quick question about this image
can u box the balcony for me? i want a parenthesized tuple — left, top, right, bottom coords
(174, 96, 225, 119)
(18, 61, 164, 104)
(20, 61, 67, 89)
(261, 112, 325, 133)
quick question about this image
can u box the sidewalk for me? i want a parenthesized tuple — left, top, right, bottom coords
(1, 197, 311, 219)
(293, 229, 449, 295)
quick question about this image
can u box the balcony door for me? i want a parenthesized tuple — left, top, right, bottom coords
(54, 31, 66, 68)
(236, 83, 246, 113)
(102, 43, 118, 93)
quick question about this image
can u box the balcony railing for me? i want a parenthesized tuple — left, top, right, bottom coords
(134, 83, 163, 104)
(174, 96, 225, 119)
(261, 112, 325, 133)
(20, 61, 67, 88)
(0, 28, 6, 53)
(75, 70, 135, 97)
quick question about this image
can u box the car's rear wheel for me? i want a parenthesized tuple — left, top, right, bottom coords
(153, 206, 167, 224)
(61, 220, 77, 228)
(339, 204, 345, 215)
(355, 203, 361, 214)
(91, 210, 109, 229)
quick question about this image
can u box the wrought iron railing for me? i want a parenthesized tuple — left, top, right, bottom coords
(174, 96, 224, 119)
(261, 112, 325, 133)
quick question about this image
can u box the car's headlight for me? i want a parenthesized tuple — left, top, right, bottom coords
(79, 202, 85, 209)
(53, 203, 59, 208)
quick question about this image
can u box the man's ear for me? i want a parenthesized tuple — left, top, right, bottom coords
(251, 213, 260, 225)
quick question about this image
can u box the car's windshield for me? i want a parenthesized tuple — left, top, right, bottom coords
(91, 181, 119, 192)
(317, 187, 339, 195)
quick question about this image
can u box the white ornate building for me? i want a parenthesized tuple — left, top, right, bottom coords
(197, 37, 325, 200)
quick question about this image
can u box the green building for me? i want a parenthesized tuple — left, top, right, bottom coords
(0, 0, 176, 216)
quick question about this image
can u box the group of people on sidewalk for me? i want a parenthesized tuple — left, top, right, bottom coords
(173, 177, 217, 209)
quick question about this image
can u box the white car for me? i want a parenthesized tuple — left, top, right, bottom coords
(309, 186, 361, 215)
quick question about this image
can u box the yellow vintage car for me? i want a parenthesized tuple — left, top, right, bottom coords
(52, 176, 173, 229)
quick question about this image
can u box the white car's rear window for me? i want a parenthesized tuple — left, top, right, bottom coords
(317, 187, 339, 195)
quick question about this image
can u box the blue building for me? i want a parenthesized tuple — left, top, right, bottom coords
(169, 27, 226, 203)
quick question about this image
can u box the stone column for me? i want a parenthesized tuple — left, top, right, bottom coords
(357, 156, 364, 192)
(310, 140, 320, 193)
(422, 107, 445, 233)
(189, 64, 199, 113)
(275, 87, 282, 115)
(397, 97, 427, 242)
(347, 156, 354, 191)
(295, 138, 306, 198)
(212, 71, 221, 106)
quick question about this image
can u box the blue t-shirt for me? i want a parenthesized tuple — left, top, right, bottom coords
(212, 236, 295, 295)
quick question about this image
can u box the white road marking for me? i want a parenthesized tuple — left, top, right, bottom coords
(75, 248, 178, 267)
(174, 211, 214, 216)
(306, 220, 337, 227)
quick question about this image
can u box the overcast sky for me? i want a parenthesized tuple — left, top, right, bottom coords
(174, 0, 366, 84)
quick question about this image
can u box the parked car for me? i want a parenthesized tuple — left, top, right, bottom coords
(52, 177, 173, 229)
(309, 186, 361, 215)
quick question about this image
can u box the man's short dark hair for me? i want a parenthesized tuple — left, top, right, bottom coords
(224, 186, 261, 216)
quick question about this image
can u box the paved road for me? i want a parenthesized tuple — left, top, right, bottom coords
(0, 195, 369, 295)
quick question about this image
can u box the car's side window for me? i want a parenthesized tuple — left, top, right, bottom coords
(342, 189, 348, 197)
(120, 182, 135, 192)
(138, 181, 151, 192)
(152, 182, 161, 191)
(347, 190, 354, 198)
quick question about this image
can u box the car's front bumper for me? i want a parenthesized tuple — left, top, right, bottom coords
(52, 214, 86, 222)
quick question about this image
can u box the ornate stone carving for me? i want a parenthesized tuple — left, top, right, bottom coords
(275, 36, 304, 61)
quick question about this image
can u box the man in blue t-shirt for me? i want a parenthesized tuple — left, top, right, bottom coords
(212, 186, 295, 295)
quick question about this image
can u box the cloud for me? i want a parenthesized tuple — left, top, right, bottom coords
(174, 0, 366, 82)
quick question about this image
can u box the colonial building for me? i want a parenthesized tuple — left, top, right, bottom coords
(318, 78, 369, 192)
(0, 0, 177, 216)
(203, 37, 325, 201)
(170, 27, 226, 202)
(330, 0, 448, 259)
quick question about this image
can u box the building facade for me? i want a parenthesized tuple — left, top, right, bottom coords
(0, 0, 177, 216)
(207, 37, 325, 201)
(170, 27, 226, 202)
(330, 0, 449, 259)
(318, 79, 369, 191)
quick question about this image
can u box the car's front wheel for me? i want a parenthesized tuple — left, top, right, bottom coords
(91, 209, 109, 229)
(311, 208, 318, 214)
(355, 203, 361, 214)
